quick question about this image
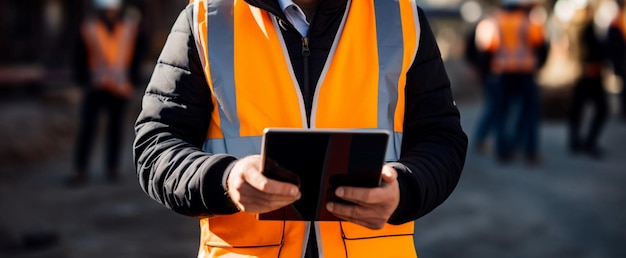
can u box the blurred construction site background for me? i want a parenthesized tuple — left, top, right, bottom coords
(1, 0, 625, 257)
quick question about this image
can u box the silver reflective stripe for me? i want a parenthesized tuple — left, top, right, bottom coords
(193, 1, 206, 69)
(300, 221, 312, 258)
(387, 132, 404, 162)
(377, 1, 420, 161)
(314, 222, 323, 258)
(398, 0, 422, 161)
(411, 0, 422, 60)
(203, 136, 262, 158)
(375, 0, 403, 160)
(207, 0, 241, 138)
(273, 15, 309, 128)
(410, 0, 421, 64)
(375, 0, 402, 132)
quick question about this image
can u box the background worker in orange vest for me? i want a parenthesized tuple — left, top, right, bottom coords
(608, 0, 626, 121)
(476, 0, 548, 164)
(568, 0, 609, 159)
(69, 0, 145, 185)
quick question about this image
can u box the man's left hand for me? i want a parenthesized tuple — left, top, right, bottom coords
(325, 165, 400, 229)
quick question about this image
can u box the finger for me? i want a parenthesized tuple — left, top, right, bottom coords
(237, 182, 300, 212)
(326, 201, 363, 221)
(244, 169, 300, 197)
(326, 202, 385, 230)
(334, 186, 381, 205)
(239, 182, 301, 204)
(229, 174, 299, 204)
(381, 166, 398, 184)
(335, 166, 398, 204)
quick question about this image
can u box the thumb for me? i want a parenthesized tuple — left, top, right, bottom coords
(381, 166, 398, 184)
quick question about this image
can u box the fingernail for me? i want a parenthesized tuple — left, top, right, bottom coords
(336, 188, 344, 197)
(290, 187, 298, 196)
(326, 202, 334, 211)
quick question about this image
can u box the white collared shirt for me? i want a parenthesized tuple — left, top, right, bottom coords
(278, 0, 310, 36)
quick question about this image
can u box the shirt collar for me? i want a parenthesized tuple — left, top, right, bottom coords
(277, 0, 297, 12)
(278, 0, 307, 18)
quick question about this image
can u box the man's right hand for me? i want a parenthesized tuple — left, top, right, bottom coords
(226, 155, 301, 213)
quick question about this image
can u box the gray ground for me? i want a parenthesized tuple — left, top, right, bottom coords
(415, 98, 626, 258)
(1, 87, 625, 258)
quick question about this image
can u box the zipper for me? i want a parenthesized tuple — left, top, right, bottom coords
(301, 36, 319, 258)
(302, 36, 312, 128)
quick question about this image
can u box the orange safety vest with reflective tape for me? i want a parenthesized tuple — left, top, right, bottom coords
(191, 0, 420, 257)
(476, 9, 544, 74)
(81, 17, 137, 98)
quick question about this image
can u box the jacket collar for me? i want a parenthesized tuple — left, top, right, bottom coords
(244, 0, 347, 22)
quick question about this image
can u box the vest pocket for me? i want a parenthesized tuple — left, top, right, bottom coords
(344, 235, 417, 258)
(341, 222, 416, 257)
(202, 213, 284, 248)
(341, 221, 414, 239)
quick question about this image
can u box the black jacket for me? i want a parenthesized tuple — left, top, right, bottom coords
(134, 0, 468, 224)
(608, 23, 626, 78)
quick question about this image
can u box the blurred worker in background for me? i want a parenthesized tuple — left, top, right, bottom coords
(568, 0, 609, 159)
(467, 16, 499, 155)
(475, 0, 549, 164)
(608, 0, 626, 121)
(68, 0, 145, 185)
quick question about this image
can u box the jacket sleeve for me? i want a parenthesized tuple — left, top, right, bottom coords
(388, 7, 468, 224)
(608, 26, 625, 78)
(133, 5, 239, 217)
(73, 29, 89, 87)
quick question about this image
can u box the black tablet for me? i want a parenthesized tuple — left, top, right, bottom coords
(258, 128, 390, 221)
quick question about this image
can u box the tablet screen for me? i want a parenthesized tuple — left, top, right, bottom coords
(258, 128, 389, 221)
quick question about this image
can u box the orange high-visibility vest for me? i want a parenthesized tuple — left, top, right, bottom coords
(476, 9, 544, 74)
(191, 0, 421, 257)
(81, 17, 138, 98)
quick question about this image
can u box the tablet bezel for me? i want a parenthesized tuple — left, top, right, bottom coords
(259, 128, 390, 221)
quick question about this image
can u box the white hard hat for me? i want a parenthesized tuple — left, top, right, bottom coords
(94, 0, 122, 9)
